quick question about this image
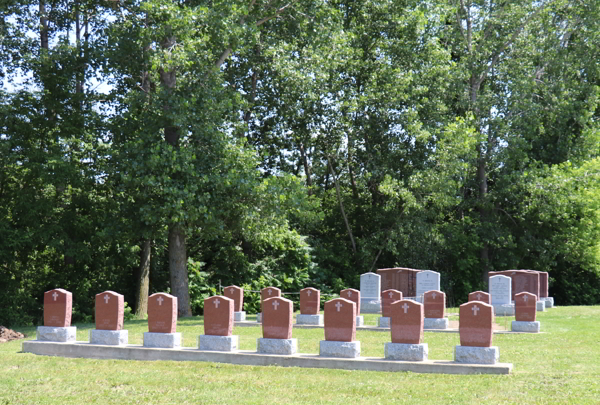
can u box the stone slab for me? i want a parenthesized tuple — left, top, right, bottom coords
(384, 343, 428, 362)
(356, 316, 364, 327)
(198, 335, 238, 351)
(360, 272, 381, 299)
(424, 318, 449, 330)
(536, 301, 546, 312)
(416, 270, 441, 299)
(455, 345, 499, 364)
(143, 332, 181, 349)
(22, 340, 513, 375)
(296, 314, 323, 326)
(511, 321, 540, 333)
(493, 304, 515, 316)
(319, 340, 361, 358)
(378, 317, 390, 328)
(360, 298, 381, 314)
(36, 326, 76, 343)
(89, 329, 128, 346)
(234, 311, 246, 322)
(542, 297, 554, 308)
(256, 313, 262, 323)
(257, 338, 297, 355)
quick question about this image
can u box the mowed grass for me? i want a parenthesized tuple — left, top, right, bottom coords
(1, 306, 599, 404)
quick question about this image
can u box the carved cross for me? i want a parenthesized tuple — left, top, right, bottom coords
(335, 302, 342, 312)
(214, 299, 220, 308)
(157, 296, 164, 306)
(104, 295, 110, 304)
(472, 305, 480, 316)
(52, 292, 59, 301)
(272, 300, 280, 310)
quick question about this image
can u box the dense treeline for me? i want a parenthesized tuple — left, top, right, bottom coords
(1, 0, 598, 326)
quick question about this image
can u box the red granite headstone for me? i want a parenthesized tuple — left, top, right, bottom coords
(300, 287, 320, 315)
(390, 300, 424, 344)
(459, 301, 494, 347)
(324, 298, 356, 342)
(147, 293, 177, 333)
(260, 287, 281, 313)
(512, 270, 540, 300)
(44, 288, 72, 327)
(340, 288, 361, 315)
(423, 290, 445, 319)
(223, 285, 244, 312)
(381, 289, 403, 318)
(262, 297, 293, 339)
(515, 292, 537, 322)
(377, 268, 420, 297)
(95, 290, 124, 331)
(204, 296, 234, 336)
(468, 291, 491, 305)
(539, 272, 549, 298)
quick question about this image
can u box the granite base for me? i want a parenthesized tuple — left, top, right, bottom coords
(493, 304, 515, 316)
(296, 314, 323, 326)
(424, 318, 449, 329)
(455, 346, 499, 364)
(511, 321, 540, 333)
(256, 313, 262, 323)
(360, 298, 381, 314)
(36, 326, 77, 343)
(257, 338, 297, 355)
(89, 329, 128, 346)
(319, 340, 361, 358)
(384, 343, 428, 361)
(536, 301, 546, 312)
(542, 297, 554, 308)
(143, 332, 181, 349)
(378, 317, 390, 328)
(356, 316, 364, 327)
(198, 335, 238, 351)
(233, 311, 246, 322)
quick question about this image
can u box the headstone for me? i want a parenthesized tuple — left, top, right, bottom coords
(320, 298, 360, 358)
(223, 285, 244, 312)
(89, 290, 128, 346)
(423, 290, 445, 318)
(260, 287, 281, 313)
(416, 270, 441, 300)
(95, 290, 124, 331)
(539, 272, 549, 298)
(257, 297, 296, 355)
(377, 267, 420, 297)
(458, 301, 493, 347)
(382, 289, 402, 318)
(468, 291, 491, 305)
(340, 288, 361, 315)
(299, 287, 320, 315)
(199, 296, 238, 351)
(262, 297, 293, 339)
(489, 275, 511, 305)
(385, 299, 428, 361)
(147, 293, 177, 333)
(514, 292, 537, 322)
(360, 272, 381, 314)
(204, 296, 234, 336)
(44, 288, 72, 327)
(511, 270, 540, 300)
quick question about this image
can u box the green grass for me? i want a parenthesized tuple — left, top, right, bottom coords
(1, 306, 599, 404)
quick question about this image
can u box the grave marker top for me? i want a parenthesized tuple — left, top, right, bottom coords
(324, 298, 356, 342)
(340, 288, 361, 315)
(148, 293, 177, 333)
(223, 285, 244, 312)
(489, 275, 512, 305)
(44, 288, 72, 327)
(262, 297, 293, 339)
(416, 270, 441, 299)
(459, 301, 494, 347)
(260, 287, 281, 313)
(300, 287, 320, 315)
(390, 299, 424, 344)
(513, 270, 540, 300)
(423, 290, 445, 319)
(204, 295, 234, 336)
(360, 272, 381, 298)
(95, 290, 124, 331)
(515, 292, 537, 322)
(468, 291, 491, 305)
(377, 268, 420, 297)
(381, 289, 402, 318)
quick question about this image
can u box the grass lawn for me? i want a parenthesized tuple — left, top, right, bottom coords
(1, 306, 599, 404)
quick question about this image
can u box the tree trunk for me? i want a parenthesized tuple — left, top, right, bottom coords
(169, 223, 191, 317)
(135, 238, 151, 317)
(299, 143, 312, 194)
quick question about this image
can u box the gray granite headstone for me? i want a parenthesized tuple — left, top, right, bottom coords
(489, 275, 511, 305)
(360, 272, 381, 313)
(415, 270, 440, 299)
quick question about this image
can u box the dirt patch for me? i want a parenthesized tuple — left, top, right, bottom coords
(0, 326, 26, 343)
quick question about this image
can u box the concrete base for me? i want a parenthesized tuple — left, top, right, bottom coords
(256, 313, 262, 323)
(378, 317, 390, 328)
(455, 346, 499, 365)
(493, 304, 515, 316)
(356, 316, 364, 327)
(22, 340, 512, 374)
(537, 301, 546, 312)
(257, 338, 297, 355)
(143, 332, 181, 349)
(36, 326, 76, 343)
(424, 318, 449, 329)
(385, 343, 428, 362)
(320, 340, 361, 359)
(360, 298, 381, 314)
(233, 311, 246, 322)
(89, 329, 128, 346)
(296, 314, 323, 326)
(512, 321, 540, 333)
(542, 297, 554, 308)
(198, 335, 238, 351)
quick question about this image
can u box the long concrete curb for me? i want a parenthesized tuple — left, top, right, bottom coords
(22, 340, 512, 375)
(235, 321, 536, 334)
